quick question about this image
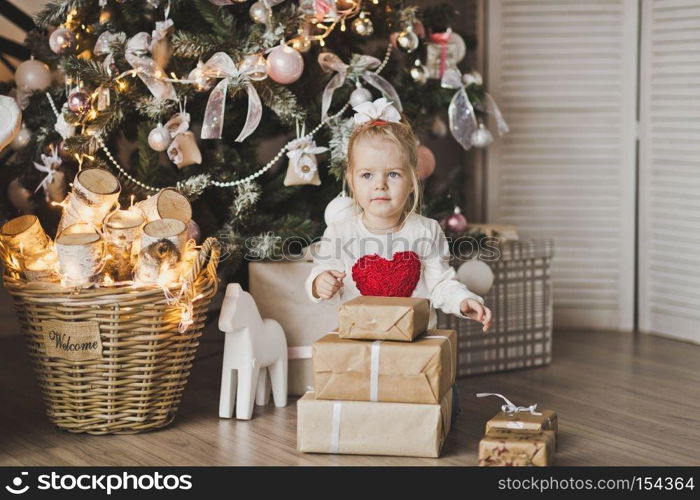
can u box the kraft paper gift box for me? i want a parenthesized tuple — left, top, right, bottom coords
(478, 429, 556, 466)
(297, 389, 452, 458)
(485, 409, 558, 436)
(249, 260, 339, 395)
(337, 296, 430, 342)
(312, 329, 456, 404)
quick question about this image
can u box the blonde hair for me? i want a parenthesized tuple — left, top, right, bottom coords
(345, 116, 423, 223)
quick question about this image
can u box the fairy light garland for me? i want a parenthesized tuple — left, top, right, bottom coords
(44, 44, 393, 193)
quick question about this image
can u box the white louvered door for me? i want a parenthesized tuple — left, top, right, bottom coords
(485, 0, 638, 330)
(638, 0, 700, 343)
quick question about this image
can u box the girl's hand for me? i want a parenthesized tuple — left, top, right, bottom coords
(460, 298, 493, 333)
(312, 270, 346, 300)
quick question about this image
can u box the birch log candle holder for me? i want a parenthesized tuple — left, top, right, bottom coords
(57, 168, 121, 234)
(22, 248, 60, 282)
(135, 218, 187, 285)
(0, 215, 51, 270)
(134, 188, 192, 223)
(56, 232, 104, 287)
(103, 210, 144, 282)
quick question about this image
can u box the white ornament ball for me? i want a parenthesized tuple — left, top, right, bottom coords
(148, 125, 172, 152)
(457, 259, 494, 296)
(14, 59, 52, 92)
(266, 44, 304, 84)
(349, 87, 372, 107)
(10, 124, 31, 151)
(324, 194, 360, 226)
(249, 1, 270, 23)
(0, 95, 22, 153)
(471, 123, 494, 148)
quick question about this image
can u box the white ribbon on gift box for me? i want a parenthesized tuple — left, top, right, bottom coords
(324, 332, 454, 402)
(476, 392, 542, 416)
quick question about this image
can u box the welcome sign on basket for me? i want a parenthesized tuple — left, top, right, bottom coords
(42, 320, 103, 361)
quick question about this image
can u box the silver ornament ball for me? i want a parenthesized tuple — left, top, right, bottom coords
(410, 60, 429, 85)
(349, 87, 372, 107)
(352, 14, 374, 37)
(148, 125, 172, 152)
(67, 90, 91, 114)
(249, 1, 270, 23)
(471, 123, 494, 148)
(11, 124, 32, 151)
(49, 27, 77, 55)
(397, 28, 419, 53)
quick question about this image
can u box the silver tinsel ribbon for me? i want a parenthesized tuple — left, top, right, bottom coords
(442, 68, 509, 150)
(318, 52, 402, 121)
(197, 52, 264, 142)
(124, 32, 177, 101)
(475, 393, 542, 416)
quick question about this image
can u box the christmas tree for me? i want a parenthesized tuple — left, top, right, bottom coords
(0, 0, 506, 277)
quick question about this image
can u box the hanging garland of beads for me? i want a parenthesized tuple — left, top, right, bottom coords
(44, 44, 393, 194)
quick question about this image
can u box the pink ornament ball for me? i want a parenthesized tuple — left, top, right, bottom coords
(266, 45, 304, 85)
(416, 145, 436, 180)
(442, 206, 468, 234)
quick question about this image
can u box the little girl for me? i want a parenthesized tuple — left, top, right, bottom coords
(305, 98, 492, 333)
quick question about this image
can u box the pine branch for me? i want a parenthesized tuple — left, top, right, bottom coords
(61, 56, 112, 85)
(35, 0, 90, 28)
(171, 31, 224, 60)
(255, 81, 306, 126)
(194, 0, 235, 39)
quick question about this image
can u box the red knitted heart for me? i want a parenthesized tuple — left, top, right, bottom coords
(351, 251, 421, 297)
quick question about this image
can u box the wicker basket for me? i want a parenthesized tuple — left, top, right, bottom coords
(437, 239, 554, 377)
(3, 237, 220, 434)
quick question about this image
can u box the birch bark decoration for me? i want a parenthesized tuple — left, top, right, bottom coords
(57, 168, 121, 234)
(134, 218, 187, 285)
(134, 188, 192, 223)
(103, 210, 144, 282)
(23, 249, 60, 283)
(0, 215, 51, 270)
(56, 232, 104, 287)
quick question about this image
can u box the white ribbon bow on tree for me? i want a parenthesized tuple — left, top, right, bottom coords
(476, 393, 543, 416)
(196, 52, 264, 142)
(33, 146, 62, 201)
(352, 97, 402, 126)
(441, 68, 509, 150)
(124, 32, 177, 101)
(93, 31, 126, 74)
(318, 52, 402, 121)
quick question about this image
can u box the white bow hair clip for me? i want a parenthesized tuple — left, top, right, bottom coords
(352, 97, 402, 126)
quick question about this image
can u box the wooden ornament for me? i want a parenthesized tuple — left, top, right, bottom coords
(167, 131, 202, 169)
(57, 168, 121, 234)
(0, 215, 51, 270)
(134, 218, 187, 285)
(56, 232, 103, 287)
(103, 210, 144, 282)
(134, 188, 192, 223)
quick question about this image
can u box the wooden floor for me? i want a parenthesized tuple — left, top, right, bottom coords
(1, 287, 699, 466)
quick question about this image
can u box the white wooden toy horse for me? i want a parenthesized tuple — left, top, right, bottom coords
(218, 283, 288, 420)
